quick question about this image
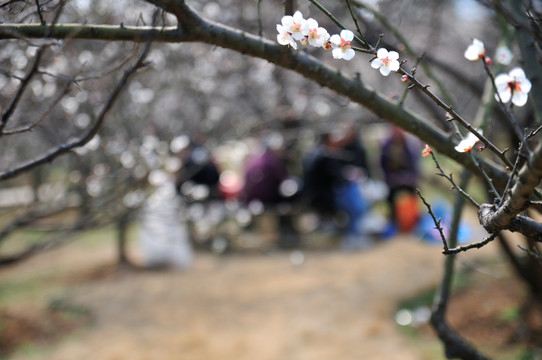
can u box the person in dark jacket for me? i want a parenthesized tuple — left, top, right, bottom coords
(303, 125, 371, 249)
(175, 138, 221, 200)
(379, 126, 420, 230)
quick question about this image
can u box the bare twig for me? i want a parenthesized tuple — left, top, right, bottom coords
(308, 0, 372, 51)
(1, 81, 72, 135)
(443, 234, 497, 255)
(417, 188, 449, 251)
(0, 41, 153, 181)
(0, 46, 45, 136)
(427, 150, 480, 208)
(344, 0, 368, 48)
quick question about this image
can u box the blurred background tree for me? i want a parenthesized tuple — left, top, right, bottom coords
(1, 0, 542, 358)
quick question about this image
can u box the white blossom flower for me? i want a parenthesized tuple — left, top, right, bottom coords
(305, 18, 330, 48)
(330, 30, 355, 60)
(455, 131, 481, 153)
(464, 38, 485, 61)
(495, 45, 513, 65)
(276, 24, 297, 49)
(280, 10, 308, 41)
(494, 67, 532, 107)
(370, 48, 400, 76)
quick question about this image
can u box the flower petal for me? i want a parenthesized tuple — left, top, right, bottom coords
(455, 143, 472, 153)
(281, 15, 293, 27)
(293, 10, 303, 21)
(330, 34, 341, 47)
(307, 18, 318, 28)
(291, 32, 305, 40)
(371, 58, 382, 69)
(343, 48, 355, 61)
(496, 90, 511, 103)
(494, 73, 510, 87)
(389, 60, 400, 72)
(340, 29, 354, 41)
(512, 91, 528, 107)
(464, 46, 479, 61)
(376, 48, 388, 59)
(509, 67, 526, 80)
(380, 66, 391, 76)
(332, 48, 343, 59)
(388, 51, 399, 60)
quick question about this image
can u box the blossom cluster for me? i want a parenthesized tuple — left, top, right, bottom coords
(276, 11, 401, 77)
(277, 11, 355, 60)
(452, 38, 533, 154)
(464, 38, 531, 107)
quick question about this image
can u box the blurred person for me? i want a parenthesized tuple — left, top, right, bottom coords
(302, 124, 371, 250)
(240, 133, 288, 205)
(174, 135, 221, 201)
(240, 132, 299, 247)
(379, 126, 420, 232)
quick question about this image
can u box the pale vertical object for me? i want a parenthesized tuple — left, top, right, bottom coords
(139, 182, 193, 270)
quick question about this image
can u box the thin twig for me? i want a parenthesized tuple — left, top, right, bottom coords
(344, 0, 368, 48)
(443, 234, 497, 255)
(0, 41, 153, 181)
(428, 151, 480, 207)
(417, 188, 449, 252)
(399, 66, 513, 170)
(257, 0, 263, 37)
(35, 0, 45, 25)
(308, 0, 372, 51)
(1, 81, 71, 134)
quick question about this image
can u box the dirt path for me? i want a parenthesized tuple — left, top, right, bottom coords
(6, 234, 496, 360)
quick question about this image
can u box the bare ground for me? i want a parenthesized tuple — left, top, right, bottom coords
(2, 233, 506, 360)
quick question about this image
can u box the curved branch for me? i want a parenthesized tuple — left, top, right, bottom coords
(0, 9, 509, 187)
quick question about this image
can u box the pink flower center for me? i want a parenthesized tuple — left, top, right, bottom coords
(340, 38, 351, 49)
(308, 28, 318, 39)
(508, 80, 521, 93)
(381, 56, 390, 67)
(291, 22, 301, 33)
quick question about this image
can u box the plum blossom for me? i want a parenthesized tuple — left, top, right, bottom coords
(330, 30, 355, 60)
(305, 18, 330, 48)
(280, 11, 308, 41)
(370, 48, 400, 76)
(455, 131, 481, 153)
(276, 24, 297, 49)
(464, 38, 485, 61)
(421, 144, 432, 157)
(494, 67, 532, 107)
(495, 45, 513, 65)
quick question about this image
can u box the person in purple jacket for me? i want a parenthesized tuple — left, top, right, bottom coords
(240, 138, 288, 206)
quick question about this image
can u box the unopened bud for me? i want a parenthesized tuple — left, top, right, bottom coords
(401, 74, 408, 83)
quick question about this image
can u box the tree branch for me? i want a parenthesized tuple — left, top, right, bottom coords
(0, 41, 152, 181)
(478, 140, 542, 237)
